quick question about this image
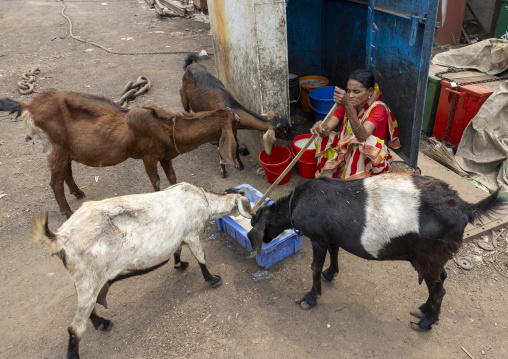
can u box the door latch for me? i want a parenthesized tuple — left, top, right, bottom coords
(406, 13, 427, 46)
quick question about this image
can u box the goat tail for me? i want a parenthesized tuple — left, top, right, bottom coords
(183, 53, 201, 70)
(32, 212, 61, 253)
(20, 110, 52, 153)
(466, 190, 507, 225)
(0, 98, 23, 118)
(0, 98, 51, 152)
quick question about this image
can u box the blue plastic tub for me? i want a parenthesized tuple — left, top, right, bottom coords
(308, 86, 337, 122)
(215, 184, 303, 269)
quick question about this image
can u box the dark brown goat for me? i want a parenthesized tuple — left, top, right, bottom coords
(180, 54, 292, 177)
(0, 89, 239, 218)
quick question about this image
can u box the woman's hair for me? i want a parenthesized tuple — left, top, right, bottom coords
(348, 69, 375, 90)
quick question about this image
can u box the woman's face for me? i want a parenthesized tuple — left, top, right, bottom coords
(347, 79, 374, 110)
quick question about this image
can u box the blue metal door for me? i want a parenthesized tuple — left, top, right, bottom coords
(287, 0, 440, 167)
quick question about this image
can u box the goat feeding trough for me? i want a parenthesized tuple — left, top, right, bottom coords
(216, 184, 303, 269)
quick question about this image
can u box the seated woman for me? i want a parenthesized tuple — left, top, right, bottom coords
(311, 69, 400, 180)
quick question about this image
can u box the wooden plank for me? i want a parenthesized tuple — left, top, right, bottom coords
(463, 217, 508, 242)
(153, 0, 165, 14)
(159, 0, 186, 16)
(466, 1, 488, 36)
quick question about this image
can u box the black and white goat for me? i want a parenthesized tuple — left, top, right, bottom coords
(33, 183, 252, 359)
(247, 173, 505, 331)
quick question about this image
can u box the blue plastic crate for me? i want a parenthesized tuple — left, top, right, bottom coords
(216, 184, 303, 269)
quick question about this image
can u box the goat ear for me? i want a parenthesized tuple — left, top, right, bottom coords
(236, 196, 253, 218)
(261, 110, 276, 119)
(246, 216, 266, 258)
(262, 129, 276, 156)
(224, 187, 244, 195)
(219, 127, 237, 166)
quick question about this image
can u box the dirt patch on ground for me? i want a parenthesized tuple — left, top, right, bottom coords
(1, 2, 507, 358)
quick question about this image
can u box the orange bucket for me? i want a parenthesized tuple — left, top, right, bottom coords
(299, 75, 329, 113)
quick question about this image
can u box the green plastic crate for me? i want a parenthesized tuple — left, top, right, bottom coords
(494, 0, 508, 39)
(422, 74, 441, 135)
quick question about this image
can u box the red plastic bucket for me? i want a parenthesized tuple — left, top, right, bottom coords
(259, 146, 292, 185)
(296, 158, 318, 179)
(259, 146, 291, 172)
(291, 134, 317, 163)
(264, 166, 291, 185)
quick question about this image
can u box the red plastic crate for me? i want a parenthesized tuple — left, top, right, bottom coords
(432, 80, 497, 147)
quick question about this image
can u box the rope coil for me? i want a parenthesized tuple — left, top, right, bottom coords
(118, 76, 152, 106)
(17, 67, 40, 95)
(59, 0, 213, 56)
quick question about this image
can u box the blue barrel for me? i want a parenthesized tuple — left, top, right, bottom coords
(308, 86, 337, 122)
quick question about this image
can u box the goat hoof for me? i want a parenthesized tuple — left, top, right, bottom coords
(92, 316, 114, 331)
(220, 171, 228, 178)
(71, 191, 85, 199)
(322, 268, 338, 282)
(300, 300, 311, 310)
(208, 275, 222, 288)
(410, 321, 431, 332)
(174, 261, 189, 271)
(236, 162, 244, 171)
(101, 319, 114, 331)
(295, 296, 315, 310)
(410, 308, 425, 319)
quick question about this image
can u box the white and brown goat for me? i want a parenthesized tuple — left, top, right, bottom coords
(33, 182, 252, 359)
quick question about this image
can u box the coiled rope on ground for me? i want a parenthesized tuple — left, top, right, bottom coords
(17, 68, 40, 95)
(58, 0, 213, 56)
(119, 76, 152, 106)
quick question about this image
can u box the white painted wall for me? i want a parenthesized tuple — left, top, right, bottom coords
(208, 0, 289, 157)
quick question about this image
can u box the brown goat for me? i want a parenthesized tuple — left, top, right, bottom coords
(0, 89, 240, 218)
(180, 54, 292, 177)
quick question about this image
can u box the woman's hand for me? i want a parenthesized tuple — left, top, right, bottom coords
(311, 113, 340, 138)
(310, 120, 330, 138)
(333, 87, 349, 107)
